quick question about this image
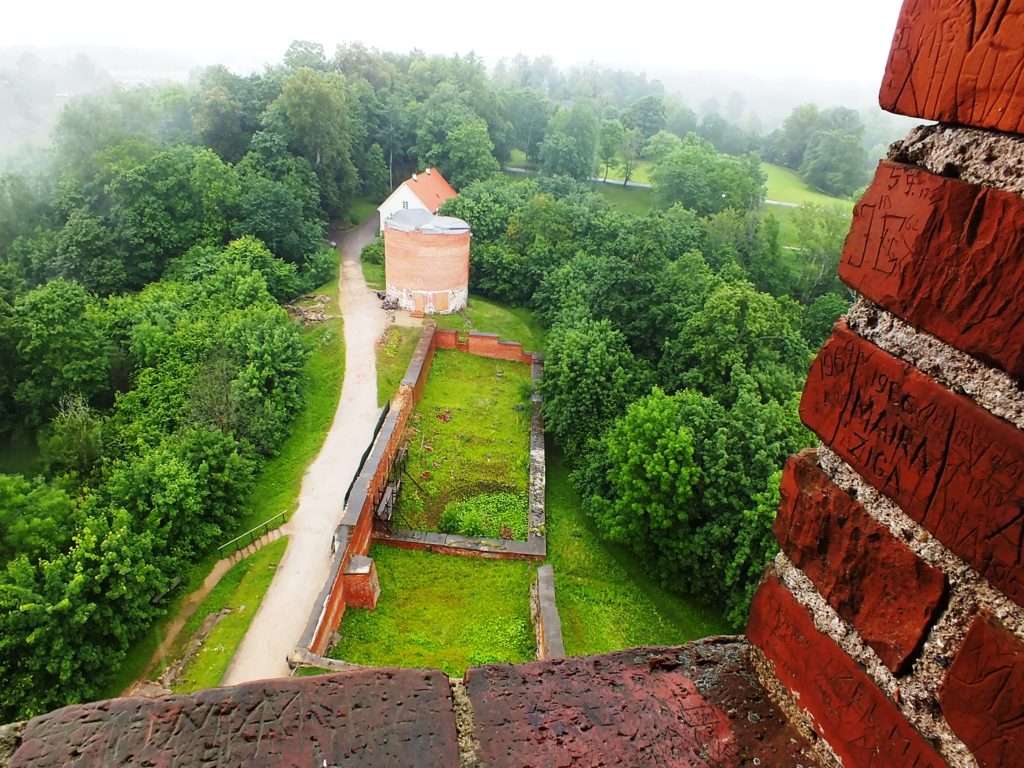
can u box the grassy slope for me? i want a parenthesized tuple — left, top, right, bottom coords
(761, 162, 854, 250)
(599, 158, 654, 185)
(105, 260, 345, 696)
(329, 545, 535, 675)
(396, 350, 531, 532)
(375, 326, 422, 407)
(546, 447, 729, 655)
(170, 537, 289, 693)
(434, 296, 546, 352)
(349, 196, 379, 226)
(762, 162, 855, 208)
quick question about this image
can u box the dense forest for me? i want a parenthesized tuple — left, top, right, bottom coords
(0, 39, 864, 720)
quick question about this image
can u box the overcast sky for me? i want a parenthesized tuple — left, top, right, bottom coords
(3, 0, 904, 84)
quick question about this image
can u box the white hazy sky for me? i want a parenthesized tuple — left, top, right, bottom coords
(2, 0, 904, 84)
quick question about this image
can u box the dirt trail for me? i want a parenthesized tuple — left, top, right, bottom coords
(222, 216, 386, 685)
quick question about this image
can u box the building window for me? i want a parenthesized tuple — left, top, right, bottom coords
(402, 200, 409, 209)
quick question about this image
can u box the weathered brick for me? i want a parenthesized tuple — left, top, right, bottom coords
(801, 325, 1024, 608)
(880, 0, 1024, 133)
(10, 670, 460, 767)
(748, 577, 946, 767)
(940, 615, 1024, 768)
(840, 161, 1024, 377)
(775, 450, 947, 673)
(465, 640, 822, 767)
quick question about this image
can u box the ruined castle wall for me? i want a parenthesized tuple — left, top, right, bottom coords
(748, 4, 1024, 766)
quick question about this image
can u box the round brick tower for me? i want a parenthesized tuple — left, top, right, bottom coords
(383, 209, 470, 315)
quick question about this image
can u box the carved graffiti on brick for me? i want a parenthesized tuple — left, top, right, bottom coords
(802, 325, 1024, 607)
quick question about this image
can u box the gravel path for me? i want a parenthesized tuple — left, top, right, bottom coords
(222, 215, 385, 685)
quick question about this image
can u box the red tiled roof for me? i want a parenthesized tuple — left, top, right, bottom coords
(404, 168, 458, 212)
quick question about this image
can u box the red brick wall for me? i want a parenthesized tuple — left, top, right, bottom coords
(747, 4, 1024, 766)
(384, 228, 469, 312)
(434, 327, 535, 364)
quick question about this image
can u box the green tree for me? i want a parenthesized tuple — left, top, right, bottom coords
(651, 137, 765, 215)
(620, 128, 644, 186)
(540, 318, 648, 457)
(644, 130, 682, 163)
(503, 88, 549, 161)
(0, 474, 74, 563)
(800, 130, 869, 196)
(766, 104, 821, 169)
(54, 209, 126, 295)
(659, 279, 811, 406)
(445, 117, 500, 188)
(623, 95, 666, 139)
(41, 393, 104, 479)
(802, 292, 849, 347)
(11, 279, 110, 425)
(362, 142, 390, 200)
(108, 145, 239, 286)
(264, 68, 358, 217)
(791, 204, 851, 301)
(598, 119, 624, 181)
(540, 102, 598, 179)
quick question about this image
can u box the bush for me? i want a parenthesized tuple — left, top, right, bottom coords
(439, 491, 528, 540)
(361, 237, 384, 265)
(299, 246, 339, 292)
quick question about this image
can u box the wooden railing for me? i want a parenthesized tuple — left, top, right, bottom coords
(217, 511, 286, 555)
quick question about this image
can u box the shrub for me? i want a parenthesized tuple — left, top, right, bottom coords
(361, 236, 384, 265)
(439, 491, 528, 540)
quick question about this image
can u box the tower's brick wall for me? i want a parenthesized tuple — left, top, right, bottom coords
(880, 0, 1024, 134)
(774, 451, 946, 674)
(840, 161, 1024, 377)
(749, 3, 1024, 766)
(384, 228, 470, 315)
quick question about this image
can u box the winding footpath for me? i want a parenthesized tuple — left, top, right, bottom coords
(222, 216, 386, 685)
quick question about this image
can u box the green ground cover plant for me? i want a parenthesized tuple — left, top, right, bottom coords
(439, 491, 528, 539)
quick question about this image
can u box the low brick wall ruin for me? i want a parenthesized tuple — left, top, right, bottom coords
(530, 564, 565, 660)
(301, 323, 546, 656)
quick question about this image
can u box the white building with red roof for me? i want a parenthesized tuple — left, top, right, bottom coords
(376, 168, 458, 233)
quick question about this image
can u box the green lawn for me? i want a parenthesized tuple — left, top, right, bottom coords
(506, 148, 529, 167)
(0, 429, 42, 476)
(348, 196, 379, 227)
(592, 182, 656, 216)
(395, 350, 532, 534)
(435, 295, 545, 353)
(762, 162, 855, 209)
(376, 326, 422, 406)
(329, 545, 535, 675)
(600, 158, 654, 185)
(546, 447, 729, 655)
(170, 537, 289, 693)
(362, 260, 384, 291)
